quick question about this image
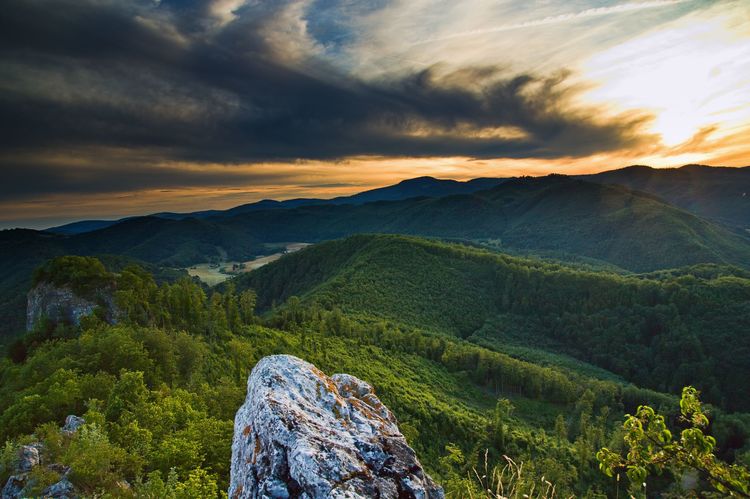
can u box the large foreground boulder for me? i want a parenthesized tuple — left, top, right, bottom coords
(229, 355, 444, 499)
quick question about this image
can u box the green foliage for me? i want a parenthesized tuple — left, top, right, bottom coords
(237, 234, 750, 411)
(493, 399, 514, 451)
(134, 468, 226, 499)
(470, 453, 561, 499)
(23, 465, 62, 497)
(598, 387, 750, 497)
(63, 424, 128, 490)
(32, 255, 113, 299)
(0, 440, 19, 483)
(2, 250, 749, 498)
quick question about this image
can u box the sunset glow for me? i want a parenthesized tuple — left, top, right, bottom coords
(1, 0, 749, 228)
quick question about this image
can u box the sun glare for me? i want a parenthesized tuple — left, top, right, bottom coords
(582, 10, 750, 148)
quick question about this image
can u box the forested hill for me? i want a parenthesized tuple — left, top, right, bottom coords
(3, 253, 750, 497)
(33, 176, 750, 274)
(0, 218, 263, 337)
(2, 175, 750, 339)
(218, 175, 750, 272)
(583, 164, 750, 228)
(234, 234, 750, 411)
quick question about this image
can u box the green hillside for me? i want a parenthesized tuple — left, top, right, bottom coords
(3, 255, 748, 497)
(584, 164, 750, 228)
(220, 175, 750, 272)
(478, 176, 750, 271)
(234, 234, 750, 412)
(2, 175, 749, 340)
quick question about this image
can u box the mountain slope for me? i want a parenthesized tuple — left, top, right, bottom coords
(583, 164, 750, 228)
(5, 175, 749, 338)
(220, 175, 750, 272)
(234, 234, 750, 411)
(72, 217, 259, 265)
(330, 176, 505, 204)
(480, 175, 750, 271)
(11, 254, 740, 497)
(46, 163, 750, 237)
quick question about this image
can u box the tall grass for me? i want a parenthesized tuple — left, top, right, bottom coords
(469, 452, 564, 499)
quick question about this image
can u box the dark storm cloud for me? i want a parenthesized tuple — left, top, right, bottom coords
(0, 155, 303, 201)
(0, 0, 653, 197)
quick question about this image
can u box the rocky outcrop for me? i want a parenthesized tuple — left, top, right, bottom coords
(42, 478, 74, 499)
(1, 416, 82, 499)
(18, 445, 41, 472)
(229, 355, 444, 499)
(1, 476, 24, 499)
(26, 282, 117, 331)
(61, 416, 85, 435)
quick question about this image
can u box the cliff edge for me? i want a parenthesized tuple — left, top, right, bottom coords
(26, 282, 117, 331)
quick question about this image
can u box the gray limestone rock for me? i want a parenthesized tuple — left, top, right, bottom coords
(229, 355, 443, 499)
(26, 282, 117, 331)
(1, 475, 25, 499)
(18, 445, 40, 473)
(61, 415, 85, 435)
(42, 477, 75, 498)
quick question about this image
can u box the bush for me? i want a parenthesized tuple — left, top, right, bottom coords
(32, 256, 114, 299)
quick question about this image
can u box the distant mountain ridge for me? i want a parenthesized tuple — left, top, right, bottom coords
(25, 174, 750, 272)
(3, 168, 749, 338)
(581, 164, 750, 228)
(47, 176, 507, 235)
(203, 174, 750, 272)
(46, 164, 749, 236)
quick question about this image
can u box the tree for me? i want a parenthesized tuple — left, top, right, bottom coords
(492, 398, 514, 452)
(555, 414, 568, 442)
(238, 289, 257, 325)
(597, 386, 750, 497)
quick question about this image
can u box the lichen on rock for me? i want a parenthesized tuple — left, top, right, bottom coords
(229, 355, 444, 499)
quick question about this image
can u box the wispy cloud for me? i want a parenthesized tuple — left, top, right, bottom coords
(0, 0, 748, 225)
(409, 0, 689, 46)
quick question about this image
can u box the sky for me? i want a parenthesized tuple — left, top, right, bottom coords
(1, 0, 749, 229)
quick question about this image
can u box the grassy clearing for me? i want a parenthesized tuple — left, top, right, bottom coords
(187, 243, 310, 286)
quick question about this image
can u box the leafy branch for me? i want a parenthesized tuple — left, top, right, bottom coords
(598, 387, 750, 497)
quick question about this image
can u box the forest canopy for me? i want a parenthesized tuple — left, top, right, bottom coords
(2, 238, 749, 497)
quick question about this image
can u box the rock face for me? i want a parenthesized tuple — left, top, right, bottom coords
(26, 282, 117, 331)
(61, 415, 85, 435)
(1, 416, 82, 499)
(42, 477, 74, 498)
(229, 355, 444, 499)
(1, 476, 24, 499)
(18, 445, 41, 472)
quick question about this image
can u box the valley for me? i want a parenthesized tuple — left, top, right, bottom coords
(3, 1, 750, 495)
(1, 166, 749, 498)
(186, 242, 310, 286)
